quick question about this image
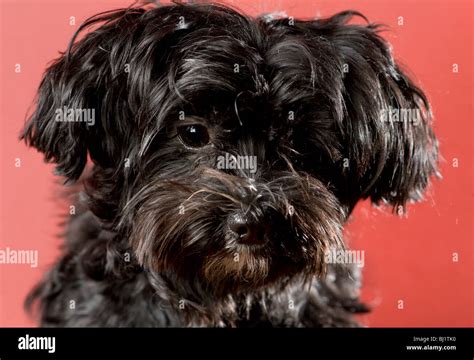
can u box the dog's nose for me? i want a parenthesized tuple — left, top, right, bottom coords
(227, 213, 268, 246)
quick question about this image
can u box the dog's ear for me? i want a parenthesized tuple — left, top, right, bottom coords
(292, 12, 439, 210)
(22, 10, 123, 181)
(21, 6, 200, 182)
(21, 9, 150, 181)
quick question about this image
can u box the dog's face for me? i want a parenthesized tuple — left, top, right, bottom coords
(122, 104, 346, 295)
(22, 4, 438, 297)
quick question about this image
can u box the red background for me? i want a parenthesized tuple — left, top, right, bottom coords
(0, 0, 472, 327)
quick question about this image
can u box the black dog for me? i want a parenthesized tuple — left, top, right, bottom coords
(22, 2, 438, 327)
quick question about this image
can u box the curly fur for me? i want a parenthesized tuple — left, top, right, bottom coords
(21, 2, 438, 327)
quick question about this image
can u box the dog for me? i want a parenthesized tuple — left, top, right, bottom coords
(21, 2, 438, 327)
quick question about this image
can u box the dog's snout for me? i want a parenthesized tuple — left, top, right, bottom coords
(227, 213, 268, 246)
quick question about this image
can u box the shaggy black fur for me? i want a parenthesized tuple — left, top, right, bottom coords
(21, 2, 438, 327)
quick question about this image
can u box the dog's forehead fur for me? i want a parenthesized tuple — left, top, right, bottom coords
(145, 8, 346, 130)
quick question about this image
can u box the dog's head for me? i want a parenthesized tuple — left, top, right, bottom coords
(22, 3, 438, 297)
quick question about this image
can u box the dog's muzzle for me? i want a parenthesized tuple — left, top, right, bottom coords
(226, 211, 270, 247)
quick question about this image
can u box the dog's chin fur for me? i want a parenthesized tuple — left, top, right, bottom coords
(22, 2, 437, 327)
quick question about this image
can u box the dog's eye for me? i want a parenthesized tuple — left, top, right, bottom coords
(177, 124, 210, 148)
